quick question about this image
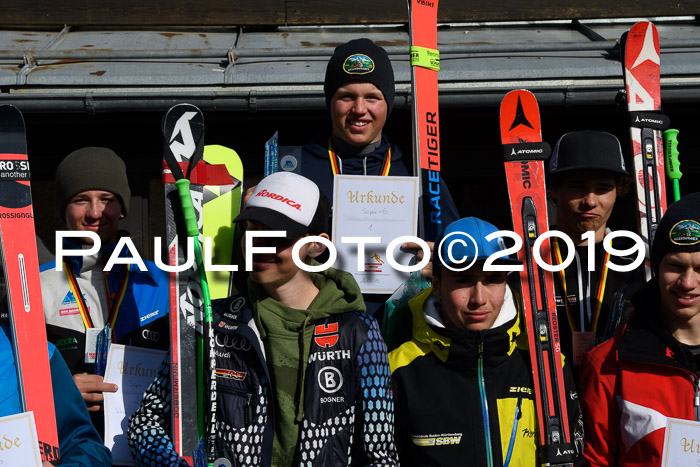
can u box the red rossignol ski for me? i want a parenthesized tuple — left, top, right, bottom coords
(408, 0, 442, 241)
(500, 90, 575, 466)
(0, 105, 59, 463)
(622, 21, 670, 280)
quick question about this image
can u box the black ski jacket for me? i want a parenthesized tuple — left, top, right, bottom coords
(128, 293, 398, 466)
(389, 287, 585, 466)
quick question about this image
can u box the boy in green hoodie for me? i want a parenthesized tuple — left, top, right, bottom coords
(128, 172, 398, 466)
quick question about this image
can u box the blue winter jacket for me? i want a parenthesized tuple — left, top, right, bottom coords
(0, 325, 112, 466)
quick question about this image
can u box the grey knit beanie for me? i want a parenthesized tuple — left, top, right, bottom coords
(55, 147, 131, 220)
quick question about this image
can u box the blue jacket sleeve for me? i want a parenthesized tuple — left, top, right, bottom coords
(50, 349, 113, 466)
(355, 318, 399, 465)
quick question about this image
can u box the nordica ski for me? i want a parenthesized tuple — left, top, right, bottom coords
(202, 145, 243, 299)
(408, 0, 442, 241)
(0, 105, 59, 463)
(163, 105, 223, 464)
(500, 90, 575, 466)
(621, 21, 670, 280)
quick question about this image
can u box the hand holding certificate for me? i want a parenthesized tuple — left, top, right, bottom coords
(103, 344, 167, 466)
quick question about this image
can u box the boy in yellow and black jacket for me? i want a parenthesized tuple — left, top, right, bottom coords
(389, 217, 584, 466)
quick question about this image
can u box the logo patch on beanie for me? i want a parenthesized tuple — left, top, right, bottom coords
(669, 220, 700, 245)
(343, 54, 374, 74)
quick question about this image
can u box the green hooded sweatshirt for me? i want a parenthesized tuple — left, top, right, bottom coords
(249, 266, 365, 466)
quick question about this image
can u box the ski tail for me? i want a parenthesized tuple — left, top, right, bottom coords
(0, 105, 59, 463)
(408, 0, 442, 241)
(162, 103, 217, 463)
(499, 90, 576, 466)
(622, 21, 669, 280)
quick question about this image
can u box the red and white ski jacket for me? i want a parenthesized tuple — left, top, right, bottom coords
(579, 279, 700, 466)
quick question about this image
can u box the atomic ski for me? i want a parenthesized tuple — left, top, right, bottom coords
(499, 90, 575, 466)
(621, 21, 669, 280)
(0, 105, 59, 463)
(408, 0, 442, 241)
(163, 105, 233, 463)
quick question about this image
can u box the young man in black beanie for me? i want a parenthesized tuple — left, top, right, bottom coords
(292, 38, 458, 315)
(547, 130, 645, 370)
(579, 192, 700, 465)
(298, 38, 458, 220)
(39, 147, 169, 438)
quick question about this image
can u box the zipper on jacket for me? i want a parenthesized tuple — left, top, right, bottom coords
(219, 387, 254, 426)
(503, 395, 523, 467)
(693, 374, 700, 422)
(243, 392, 252, 426)
(478, 339, 495, 467)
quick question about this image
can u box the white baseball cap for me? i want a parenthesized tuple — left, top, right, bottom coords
(234, 172, 330, 238)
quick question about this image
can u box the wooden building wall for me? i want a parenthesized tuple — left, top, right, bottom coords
(5, 0, 698, 27)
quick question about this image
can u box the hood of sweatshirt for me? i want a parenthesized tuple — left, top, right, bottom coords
(248, 265, 365, 464)
(403, 285, 525, 369)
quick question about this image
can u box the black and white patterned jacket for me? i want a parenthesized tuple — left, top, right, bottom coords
(127, 293, 398, 466)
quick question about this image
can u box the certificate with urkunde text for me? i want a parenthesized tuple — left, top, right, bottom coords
(332, 175, 419, 294)
(103, 344, 167, 466)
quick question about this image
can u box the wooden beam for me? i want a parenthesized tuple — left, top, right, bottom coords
(3, 0, 285, 26)
(2, 0, 697, 26)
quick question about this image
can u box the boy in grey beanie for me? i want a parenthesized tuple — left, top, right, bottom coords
(41, 147, 169, 441)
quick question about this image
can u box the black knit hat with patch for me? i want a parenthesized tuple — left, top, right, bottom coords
(324, 38, 395, 116)
(651, 192, 700, 274)
(55, 147, 131, 220)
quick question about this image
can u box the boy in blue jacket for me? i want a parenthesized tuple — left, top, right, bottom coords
(0, 325, 111, 466)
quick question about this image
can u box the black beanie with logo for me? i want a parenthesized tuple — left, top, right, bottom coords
(651, 192, 700, 274)
(55, 147, 131, 220)
(324, 38, 395, 116)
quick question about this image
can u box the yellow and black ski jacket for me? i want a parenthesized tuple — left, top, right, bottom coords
(389, 287, 584, 466)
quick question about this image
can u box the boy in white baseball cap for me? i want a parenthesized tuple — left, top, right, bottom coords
(129, 172, 398, 466)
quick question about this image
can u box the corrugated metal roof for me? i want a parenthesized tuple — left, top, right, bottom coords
(1, 18, 699, 112)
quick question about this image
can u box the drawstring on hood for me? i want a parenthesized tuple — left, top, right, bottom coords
(249, 265, 365, 465)
(297, 315, 312, 422)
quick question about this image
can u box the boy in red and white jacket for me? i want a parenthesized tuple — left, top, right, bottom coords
(580, 192, 700, 466)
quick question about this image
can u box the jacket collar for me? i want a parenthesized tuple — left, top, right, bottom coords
(408, 285, 524, 368)
(60, 235, 160, 285)
(618, 279, 695, 372)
